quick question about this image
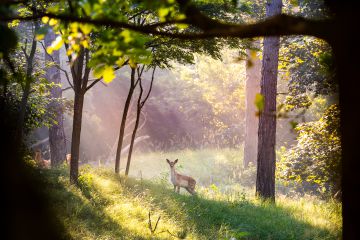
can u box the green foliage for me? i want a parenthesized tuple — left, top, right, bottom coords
(277, 104, 341, 197)
(254, 93, 264, 113)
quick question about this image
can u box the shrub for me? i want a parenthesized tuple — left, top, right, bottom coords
(277, 104, 341, 197)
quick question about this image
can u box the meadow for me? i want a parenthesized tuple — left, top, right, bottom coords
(39, 148, 341, 239)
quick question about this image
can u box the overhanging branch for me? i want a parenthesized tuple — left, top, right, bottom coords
(1, 12, 332, 40)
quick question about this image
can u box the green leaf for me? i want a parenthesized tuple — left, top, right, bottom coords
(254, 93, 265, 112)
(35, 26, 49, 41)
(102, 66, 115, 83)
(120, 30, 133, 43)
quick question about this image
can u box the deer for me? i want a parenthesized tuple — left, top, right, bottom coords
(34, 149, 50, 169)
(66, 154, 71, 165)
(166, 159, 196, 195)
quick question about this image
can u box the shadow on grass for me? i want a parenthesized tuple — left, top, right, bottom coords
(123, 178, 339, 240)
(42, 169, 150, 240)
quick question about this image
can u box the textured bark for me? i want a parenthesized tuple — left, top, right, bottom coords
(243, 41, 261, 168)
(44, 29, 66, 167)
(115, 68, 136, 173)
(69, 48, 87, 184)
(70, 92, 84, 184)
(255, 0, 282, 202)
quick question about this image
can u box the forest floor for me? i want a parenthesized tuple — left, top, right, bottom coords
(40, 149, 342, 239)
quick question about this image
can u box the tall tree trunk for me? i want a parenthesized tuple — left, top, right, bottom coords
(125, 66, 155, 176)
(243, 41, 261, 168)
(115, 68, 136, 173)
(70, 92, 84, 184)
(255, 0, 282, 201)
(44, 29, 66, 167)
(329, 4, 359, 238)
(125, 106, 141, 176)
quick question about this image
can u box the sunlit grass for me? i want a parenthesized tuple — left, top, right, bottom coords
(42, 158, 341, 239)
(117, 148, 246, 187)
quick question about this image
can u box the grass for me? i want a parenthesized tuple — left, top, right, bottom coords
(40, 150, 342, 240)
(116, 148, 253, 187)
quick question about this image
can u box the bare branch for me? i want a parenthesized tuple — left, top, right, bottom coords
(61, 86, 73, 92)
(39, 41, 74, 90)
(141, 66, 156, 107)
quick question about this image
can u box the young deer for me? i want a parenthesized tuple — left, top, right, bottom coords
(166, 159, 196, 195)
(34, 149, 50, 169)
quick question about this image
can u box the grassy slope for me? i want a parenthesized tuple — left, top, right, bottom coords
(42, 163, 341, 239)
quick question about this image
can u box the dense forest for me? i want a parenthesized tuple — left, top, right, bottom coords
(1, 0, 358, 239)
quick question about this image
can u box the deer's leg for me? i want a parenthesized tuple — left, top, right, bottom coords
(173, 185, 176, 192)
(177, 186, 180, 193)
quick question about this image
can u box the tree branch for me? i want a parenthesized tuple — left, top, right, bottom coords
(141, 67, 156, 107)
(85, 59, 129, 92)
(1, 12, 332, 40)
(39, 41, 74, 90)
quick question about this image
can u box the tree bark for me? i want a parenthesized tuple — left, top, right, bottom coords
(70, 92, 84, 184)
(115, 68, 136, 173)
(243, 41, 261, 168)
(255, 0, 282, 202)
(125, 105, 141, 176)
(44, 29, 67, 167)
(327, 4, 360, 238)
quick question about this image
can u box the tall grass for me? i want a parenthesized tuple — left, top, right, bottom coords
(41, 158, 341, 239)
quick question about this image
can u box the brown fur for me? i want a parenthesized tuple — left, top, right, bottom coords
(166, 159, 196, 195)
(34, 149, 50, 169)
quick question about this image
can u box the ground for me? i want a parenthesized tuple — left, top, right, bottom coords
(38, 149, 341, 239)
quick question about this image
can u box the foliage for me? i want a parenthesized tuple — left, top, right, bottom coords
(277, 104, 341, 197)
(1, 21, 65, 136)
(143, 49, 246, 149)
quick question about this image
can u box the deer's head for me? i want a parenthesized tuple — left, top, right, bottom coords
(166, 159, 178, 168)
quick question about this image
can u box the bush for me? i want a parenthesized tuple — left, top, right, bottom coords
(277, 104, 341, 197)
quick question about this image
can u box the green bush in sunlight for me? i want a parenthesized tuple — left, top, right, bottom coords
(277, 104, 341, 198)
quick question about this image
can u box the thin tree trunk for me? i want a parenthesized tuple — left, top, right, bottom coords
(115, 68, 136, 173)
(70, 92, 84, 184)
(255, 0, 282, 202)
(125, 66, 155, 176)
(125, 106, 141, 176)
(45, 29, 66, 167)
(243, 41, 261, 168)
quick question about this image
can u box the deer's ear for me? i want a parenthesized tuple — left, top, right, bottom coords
(166, 159, 170, 163)
(174, 159, 178, 163)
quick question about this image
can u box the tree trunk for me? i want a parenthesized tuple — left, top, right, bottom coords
(115, 68, 136, 173)
(243, 41, 261, 168)
(329, 4, 360, 238)
(125, 107, 141, 176)
(44, 29, 67, 167)
(70, 92, 84, 184)
(255, 0, 282, 202)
